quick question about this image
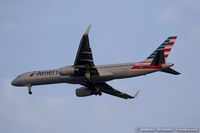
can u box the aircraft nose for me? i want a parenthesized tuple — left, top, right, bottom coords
(11, 79, 18, 86)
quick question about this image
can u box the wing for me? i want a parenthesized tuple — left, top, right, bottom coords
(74, 25, 99, 77)
(99, 83, 139, 99)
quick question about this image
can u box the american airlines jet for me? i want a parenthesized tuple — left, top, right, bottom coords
(11, 25, 180, 99)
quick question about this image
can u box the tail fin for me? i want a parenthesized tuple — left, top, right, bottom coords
(151, 50, 165, 66)
(146, 36, 177, 60)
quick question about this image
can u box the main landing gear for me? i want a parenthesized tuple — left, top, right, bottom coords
(94, 91, 102, 96)
(94, 86, 102, 96)
(27, 85, 32, 95)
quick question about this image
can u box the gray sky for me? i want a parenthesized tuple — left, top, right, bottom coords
(0, 0, 200, 133)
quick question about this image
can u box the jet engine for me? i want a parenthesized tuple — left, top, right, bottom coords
(76, 87, 93, 97)
(58, 66, 78, 75)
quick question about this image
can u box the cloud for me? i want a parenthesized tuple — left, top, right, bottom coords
(155, 1, 200, 26)
(155, 8, 178, 24)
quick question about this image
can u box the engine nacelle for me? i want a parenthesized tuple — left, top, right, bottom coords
(58, 66, 78, 75)
(76, 87, 93, 97)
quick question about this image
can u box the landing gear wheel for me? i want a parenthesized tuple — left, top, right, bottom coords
(28, 90, 32, 95)
(27, 85, 32, 95)
(94, 86, 102, 96)
(94, 91, 102, 96)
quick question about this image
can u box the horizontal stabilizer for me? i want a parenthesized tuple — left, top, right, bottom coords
(161, 68, 180, 75)
(151, 50, 165, 66)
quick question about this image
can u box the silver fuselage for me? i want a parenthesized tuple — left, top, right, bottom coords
(11, 62, 173, 87)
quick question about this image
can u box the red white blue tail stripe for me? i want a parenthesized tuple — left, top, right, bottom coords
(146, 36, 177, 60)
(131, 36, 177, 70)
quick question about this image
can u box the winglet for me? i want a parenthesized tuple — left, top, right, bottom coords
(131, 91, 140, 98)
(84, 25, 91, 35)
(133, 90, 140, 98)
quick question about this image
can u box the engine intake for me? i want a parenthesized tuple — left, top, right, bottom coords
(76, 87, 93, 97)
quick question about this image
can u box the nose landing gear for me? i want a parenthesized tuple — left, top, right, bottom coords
(27, 85, 32, 95)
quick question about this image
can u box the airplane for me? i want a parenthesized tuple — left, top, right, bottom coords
(11, 25, 180, 99)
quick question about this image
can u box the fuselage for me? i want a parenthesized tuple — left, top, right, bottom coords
(11, 62, 173, 87)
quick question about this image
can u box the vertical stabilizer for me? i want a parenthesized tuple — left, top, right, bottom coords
(150, 50, 165, 66)
(146, 36, 177, 61)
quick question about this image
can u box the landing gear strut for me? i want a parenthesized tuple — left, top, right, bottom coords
(27, 85, 32, 95)
(99, 91, 102, 96)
